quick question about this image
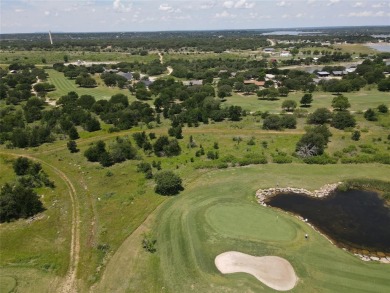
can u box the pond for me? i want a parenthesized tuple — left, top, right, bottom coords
(365, 43, 390, 52)
(265, 189, 390, 256)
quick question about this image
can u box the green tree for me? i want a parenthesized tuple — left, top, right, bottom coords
(364, 108, 378, 121)
(377, 104, 388, 113)
(154, 171, 183, 195)
(68, 126, 79, 140)
(13, 157, 31, 175)
(300, 93, 313, 107)
(351, 130, 361, 141)
(332, 111, 356, 130)
(67, 140, 79, 153)
(263, 114, 282, 130)
(307, 108, 332, 124)
(0, 183, 44, 222)
(281, 100, 297, 112)
(332, 95, 350, 111)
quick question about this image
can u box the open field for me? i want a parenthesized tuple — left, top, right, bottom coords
(97, 164, 390, 292)
(0, 50, 158, 65)
(225, 89, 390, 113)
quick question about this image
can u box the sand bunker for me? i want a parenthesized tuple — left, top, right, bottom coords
(215, 251, 298, 291)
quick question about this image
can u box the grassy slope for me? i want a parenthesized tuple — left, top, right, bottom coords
(121, 164, 390, 293)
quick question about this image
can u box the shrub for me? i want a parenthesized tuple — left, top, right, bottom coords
(341, 155, 374, 164)
(272, 155, 293, 164)
(331, 111, 356, 130)
(364, 108, 378, 121)
(154, 171, 183, 195)
(377, 104, 388, 113)
(303, 154, 337, 164)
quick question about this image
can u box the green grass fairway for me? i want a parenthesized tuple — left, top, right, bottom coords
(205, 203, 296, 242)
(46, 69, 134, 100)
(108, 164, 390, 292)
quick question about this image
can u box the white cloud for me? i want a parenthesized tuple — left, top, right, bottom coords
(371, 2, 386, 8)
(234, 0, 255, 9)
(113, 0, 132, 13)
(14, 9, 24, 13)
(44, 10, 50, 16)
(215, 10, 236, 18)
(277, 1, 291, 7)
(352, 2, 364, 8)
(159, 4, 181, 13)
(307, 0, 316, 4)
(223, 1, 234, 9)
(347, 10, 390, 17)
(327, 0, 340, 6)
(159, 4, 172, 11)
(223, 0, 254, 9)
(200, 1, 215, 9)
(295, 13, 305, 18)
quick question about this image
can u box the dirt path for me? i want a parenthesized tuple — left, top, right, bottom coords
(267, 39, 276, 47)
(0, 152, 80, 293)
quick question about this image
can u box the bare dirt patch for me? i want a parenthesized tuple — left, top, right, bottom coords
(215, 251, 298, 291)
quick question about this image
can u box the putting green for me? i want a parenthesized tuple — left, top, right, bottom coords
(205, 203, 296, 242)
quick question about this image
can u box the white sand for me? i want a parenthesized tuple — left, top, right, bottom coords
(215, 251, 298, 291)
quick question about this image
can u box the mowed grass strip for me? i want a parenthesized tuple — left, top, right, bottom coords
(46, 69, 134, 101)
(123, 164, 390, 292)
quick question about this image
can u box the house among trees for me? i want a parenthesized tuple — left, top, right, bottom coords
(244, 80, 265, 87)
(263, 48, 275, 53)
(332, 71, 345, 76)
(183, 80, 203, 86)
(316, 71, 330, 78)
(280, 51, 291, 57)
(117, 71, 133, 81)
(139, 79, 154, 87)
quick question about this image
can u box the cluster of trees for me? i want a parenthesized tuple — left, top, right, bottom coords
(101, 72, 128, 88)
(306, 95, 356, 130)
(111, 60, 166, 76)
(0, 157, 54, 223)
(84, 137, 137, 167)
(262, 114, 297, 130)
(168, 58, 268, 80)
(151, 78, 244, 126)
(0, 63, 48, 104)
(296, 125, 332, 157)
(93, 94, 156, 130)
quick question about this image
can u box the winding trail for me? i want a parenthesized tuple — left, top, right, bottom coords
(0, 152, 80, 293)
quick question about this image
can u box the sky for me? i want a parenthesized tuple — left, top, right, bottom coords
(1, 0, 389, 34)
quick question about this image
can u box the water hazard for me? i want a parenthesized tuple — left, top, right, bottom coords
(265, 189, 390, 255)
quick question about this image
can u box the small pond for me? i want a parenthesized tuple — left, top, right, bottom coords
(265, 189, 390, 255)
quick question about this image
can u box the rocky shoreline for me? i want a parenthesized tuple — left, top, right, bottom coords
(255, 182, 342, 206)
(255, 182, 390, 264)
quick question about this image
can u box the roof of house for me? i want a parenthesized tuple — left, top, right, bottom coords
(183, 80, 203, 86)
(332, 71, 344, 75)
(139, 79, 153, 86)
(244, 80, 265, 86)
(117, 71, 133, 80)
(317, 71, 330, 76)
